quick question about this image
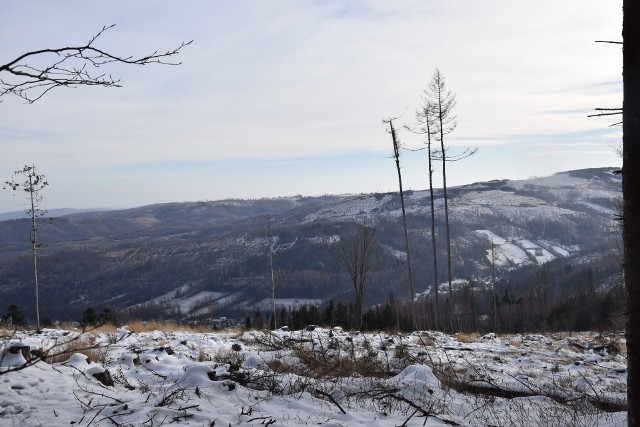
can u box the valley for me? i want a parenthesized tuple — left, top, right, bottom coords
(0, 167, 622, 327)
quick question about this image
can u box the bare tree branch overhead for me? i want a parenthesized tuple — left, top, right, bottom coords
(588, 107, 623, 127)
(0, 24, 192, 103)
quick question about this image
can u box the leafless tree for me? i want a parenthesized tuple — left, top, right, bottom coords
(3, 165, 49, 331)
(411, 92, 441, 330)
(384, 117, 417, 330)
(430, 69, 456, 329)
(425, 68, 476, 331)
(267, 214, 277, 329)
(0, 24, 191, 103)
(332, 222, 376, 330)
(490, 241, 500, 333)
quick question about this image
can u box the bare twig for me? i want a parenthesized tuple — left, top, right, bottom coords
(313, 388, 347, 414)
(0, 24, 192, 103)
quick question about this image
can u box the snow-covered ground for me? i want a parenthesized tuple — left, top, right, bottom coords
(0, 327, 626, 426)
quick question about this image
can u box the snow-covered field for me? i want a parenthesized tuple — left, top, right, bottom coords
(0, 327, 627, 426)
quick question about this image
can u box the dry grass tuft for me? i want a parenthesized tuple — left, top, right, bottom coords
(457, 332, 480, 343)
(0, 327, 17, 338)
(414, 335, 435, 347)
(124, 321, 211, 333)
(509, 337, 523, 348)
(45, 336, 109, 364)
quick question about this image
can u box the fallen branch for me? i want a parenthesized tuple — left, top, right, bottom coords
(313, 389, 347, 414)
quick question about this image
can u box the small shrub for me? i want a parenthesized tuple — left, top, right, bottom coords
(394, 342, 410, 360)
(214, 348, 245, 369)
(197, 349, 210, 362)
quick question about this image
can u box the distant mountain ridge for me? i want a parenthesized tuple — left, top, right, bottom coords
(0, 208, 107, 221)
(0, 167, 622, 322)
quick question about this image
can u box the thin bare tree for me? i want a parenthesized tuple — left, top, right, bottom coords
(0, 24, 191, 103)
(490, 241, 500, 333)
(426, 68, 476, 330)
(332, 222, 376, 330)
(3, 165, 49, 331)
(429, 69, 456, 328)
(267, 214, 277, 330)
(411, 93, 441, 330)
(384, 117, 417, 330)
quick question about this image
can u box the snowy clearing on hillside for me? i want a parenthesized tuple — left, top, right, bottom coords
(475, 229, 505, 245)
(538, 240, 573, 257)
(303, 194, 391, 222)
(0, 327, 626, 426)
(454, 189, 580, 226)
(507, 172, 620, 202)
(384, 244, 408, 261)
(307, 235, 341, 245)
(518, 239, 556, 264)
(475, 231, 573, 267)
(579, 201, 617, 216)
(254, 298, 326, 310)
(476, 230, 530, 267)
(172, 291, 226, 314)
(144, 284, 193, 305)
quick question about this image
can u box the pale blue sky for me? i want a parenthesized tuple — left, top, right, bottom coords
(0, 1, 622, 212)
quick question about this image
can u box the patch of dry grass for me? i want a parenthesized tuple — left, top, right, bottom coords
(0, 327, 18, 338)
(457, 332, 480, 343)
(509, 337, 522, 348)
(124, 321, 211, 333)
(45, 336, 109, 364)
(414, 335, 435, 347)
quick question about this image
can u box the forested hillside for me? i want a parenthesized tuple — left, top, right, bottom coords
(0, 167, 622, 330)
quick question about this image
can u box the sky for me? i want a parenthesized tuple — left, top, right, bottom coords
(0, 1, 623, 213)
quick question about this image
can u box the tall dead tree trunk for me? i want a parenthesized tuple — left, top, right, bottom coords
(427, 131, 440, 330)
(490, 241, 499, 333)
(29, 174, 40, 332)
(430, 69, 457, 331)
(623, 1, 640, 425)
(424, 69, 476, 332)
(384, 118, 417, 330)
(267, 214, 277, 330)
(412, 99, 441, 330)
(4, 165, 48, 332)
